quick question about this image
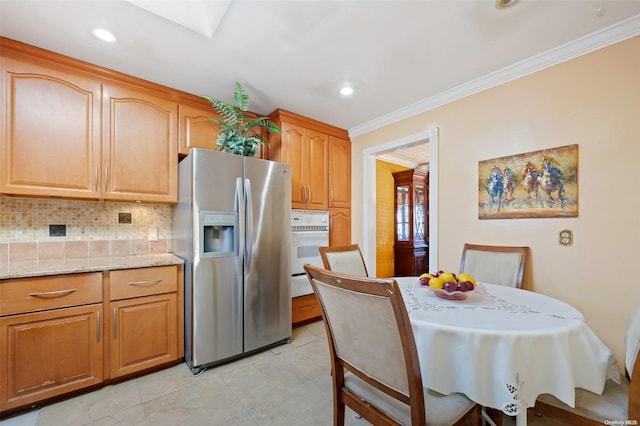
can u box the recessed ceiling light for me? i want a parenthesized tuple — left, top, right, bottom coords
(495, 0, 520, 9)
(92, 28, 117, 43)
(339, 85, 354, 96)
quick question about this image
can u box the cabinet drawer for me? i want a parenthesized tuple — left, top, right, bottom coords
(292, 293, 322, 326)
(110, 266, 177, 300)
(0, 273, 102, 316)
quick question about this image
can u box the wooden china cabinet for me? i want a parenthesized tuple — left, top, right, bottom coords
(393, 169, 429, 276)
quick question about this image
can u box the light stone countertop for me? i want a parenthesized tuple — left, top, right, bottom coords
(0, 253, 184, 280)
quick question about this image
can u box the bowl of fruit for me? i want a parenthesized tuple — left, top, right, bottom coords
(418, 271, 477, 300)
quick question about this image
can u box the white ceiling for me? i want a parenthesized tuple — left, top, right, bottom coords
(1, 0, 639, 144)
(378, 143, 431, 170)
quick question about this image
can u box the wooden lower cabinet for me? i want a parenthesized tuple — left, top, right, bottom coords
(0, 264, 183, 414)
(394, 245, 429, 277)
(292, 293, 322, 326)
(0, 304, 103, 411)
(329, 207, 351, 246)
(110, 293, 177, 378)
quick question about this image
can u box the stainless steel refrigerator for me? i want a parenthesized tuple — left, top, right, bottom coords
(173, 148, 291, 373)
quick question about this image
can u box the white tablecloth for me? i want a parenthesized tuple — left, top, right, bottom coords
(395, 277, 620, 417)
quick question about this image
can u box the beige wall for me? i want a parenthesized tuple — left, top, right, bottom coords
(351, 36, 640, 370)
(376, 160, 410, 278)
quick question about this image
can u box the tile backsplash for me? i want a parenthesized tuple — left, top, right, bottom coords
(0, 197, 174, 262)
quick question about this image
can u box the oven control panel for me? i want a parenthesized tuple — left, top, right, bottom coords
(291, 210, 329, 231)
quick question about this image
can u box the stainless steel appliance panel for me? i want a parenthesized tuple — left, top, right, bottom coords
(173, 157, 194, 363)
(243, 156, 291, 352)
(174, 148, 291, 373)
(192, 150, 244, 368)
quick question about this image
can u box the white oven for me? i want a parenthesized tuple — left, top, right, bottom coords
(291, 210, 329, 298)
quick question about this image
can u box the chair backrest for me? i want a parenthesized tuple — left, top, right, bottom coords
(459, 243, 529, 288)
(318, 244, 369, 277)
(626, 299, 640, 419)
(304, 263, 425, 424)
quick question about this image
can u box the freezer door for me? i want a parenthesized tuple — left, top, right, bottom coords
(243, 156, 292, 352)
(191, 149, 244, 367)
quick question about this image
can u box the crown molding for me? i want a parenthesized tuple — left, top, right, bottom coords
(348, 14, 640, 138)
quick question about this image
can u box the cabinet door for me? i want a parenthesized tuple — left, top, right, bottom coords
(0, 305, 103, 410)
(329, 207, 351, 247)
(328, 136, 351, 208)
(178, 104, 220, 156)
(102, 85, 178, 203)
(110, 293, 177, 378)
(280, 122, 306, 208)
(0, 57, 101, 198)
(306, 130, 329, 210)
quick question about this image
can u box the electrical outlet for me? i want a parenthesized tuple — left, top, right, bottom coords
(118, 213, 132, 224)
(559, 230, 573, 246)
(49, 224, 66, 237)
(148, 227, 158, 242)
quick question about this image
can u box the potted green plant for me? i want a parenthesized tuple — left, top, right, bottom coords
(202, 82, 281, 157)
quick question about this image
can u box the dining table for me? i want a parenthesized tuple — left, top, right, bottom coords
(394, 277, 621, 426)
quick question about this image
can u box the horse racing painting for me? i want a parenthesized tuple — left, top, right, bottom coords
(478, 144, 578, 219)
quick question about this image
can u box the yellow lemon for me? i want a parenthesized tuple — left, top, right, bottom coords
(420, 273, 434, 279)
(457, 273, 476, 287)
(438, 272, 456, 283)
(428, 277, 445, 290)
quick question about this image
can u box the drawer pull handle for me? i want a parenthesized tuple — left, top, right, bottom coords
(127, 279, 162, 286)
(298, 306, 314, 312)
(96, 311, 101, 344)
(28, 288, 78, 298)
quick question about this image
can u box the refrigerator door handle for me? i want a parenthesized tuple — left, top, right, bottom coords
(235, 177, 244, 273)
(244, 178, 253, 271)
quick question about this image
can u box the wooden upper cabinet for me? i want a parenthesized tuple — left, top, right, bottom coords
(0, 38, 184, 203)
(0, 56, 101, 198)
(102, 84, 178, 203)
(306, 130, 329, 210)
(280, 122, 306, 207)
(269, 110, 339, 210)
(178, 103, 220, 155)
(328, 136, 351, 208)
(277, 123, 328, 210)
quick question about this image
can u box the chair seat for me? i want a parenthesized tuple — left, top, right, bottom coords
(537, 377, 629, 422)
(345, 372, 476, 426)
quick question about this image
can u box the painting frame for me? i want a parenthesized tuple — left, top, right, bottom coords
(478, 144, 578, 219)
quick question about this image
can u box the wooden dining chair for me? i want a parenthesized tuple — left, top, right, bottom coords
(304, 263, 480, 426)
(533, 299, 640, 425)
(460, 243, 529, 425)
(459, 244, 529, 288)
(318, 244, 369, 277)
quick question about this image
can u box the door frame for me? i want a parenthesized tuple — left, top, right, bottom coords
(362, 126, 439, 276)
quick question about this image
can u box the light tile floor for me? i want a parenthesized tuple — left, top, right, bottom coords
(0, 320, 569, 426)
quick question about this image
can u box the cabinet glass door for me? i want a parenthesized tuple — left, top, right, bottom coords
(396, 185, 409, 241)
(414, 184, 425, 241)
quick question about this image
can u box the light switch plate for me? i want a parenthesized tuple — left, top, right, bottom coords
(559, 230, 573, 246)
(148, 227, 158, 242)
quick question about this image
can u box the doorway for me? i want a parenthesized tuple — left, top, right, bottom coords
(362, 127, 439, 276)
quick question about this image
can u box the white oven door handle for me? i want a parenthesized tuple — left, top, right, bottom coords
(291, 230, 329, 237)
